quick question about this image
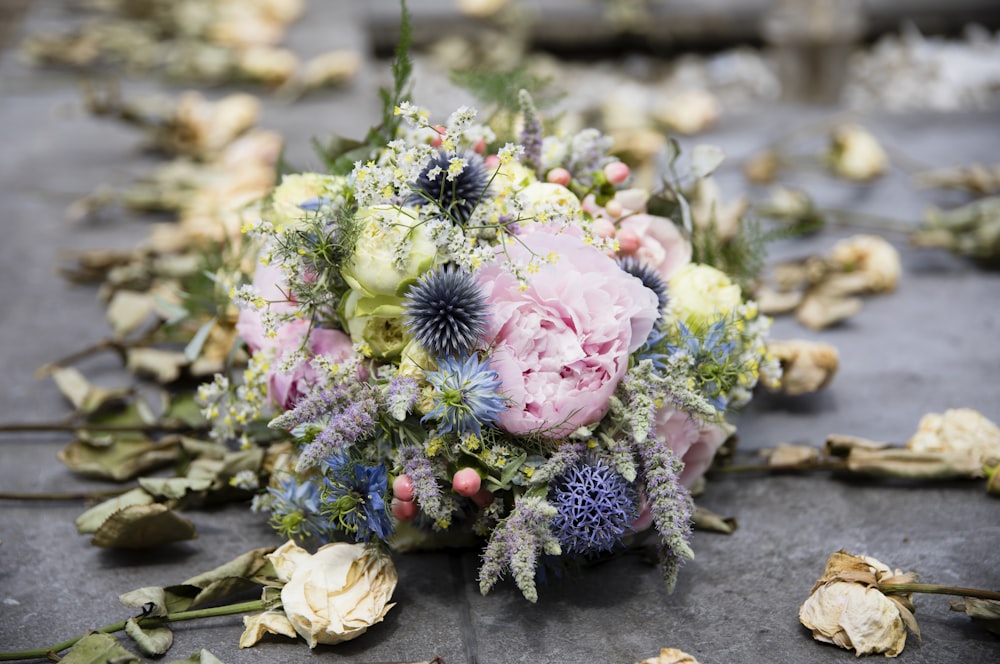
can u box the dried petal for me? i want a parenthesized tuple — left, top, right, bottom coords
(906, 408, 1000, 467)
(766, 339, 839, 395)
(635, 647, 702, 664)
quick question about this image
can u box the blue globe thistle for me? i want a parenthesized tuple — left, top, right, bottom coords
(408, 150, 490, 224)
(550, 457, 638, 557)
(321, 453, 393, 543)
(422, 354, 506, 438)
(617, 256, 668, 310)
(266, 476, 336, 544)
(404, 265, 488, 358)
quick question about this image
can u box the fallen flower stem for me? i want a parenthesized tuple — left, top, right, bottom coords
(881, 582, 1000, 602)
(0, 422, 208, 434)
(0, 487, 133, 501)
(714, 460, 849, 474)
(0, 599, 265, 662)
(34, 339, 121, 377)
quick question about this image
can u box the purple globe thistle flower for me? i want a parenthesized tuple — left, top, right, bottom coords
(408, 150, 490, 225)
(550, 456, 638, 557)
(321, 453, 393, 543)
(404, 265, 489, 358)
(422, 354, 506, 437)
(266, 476, 335, 544)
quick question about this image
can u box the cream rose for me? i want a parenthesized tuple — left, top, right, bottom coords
(269, 172, 347, 228)
(246, 540, 397, 648)
(668, 263, 742, 323)
(341, 205, 436, 298)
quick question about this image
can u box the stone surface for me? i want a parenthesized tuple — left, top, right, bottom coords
(1, 2, 999, 663)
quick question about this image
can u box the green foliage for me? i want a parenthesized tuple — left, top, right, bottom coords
(690, 216, 770, 294)
(313, 0, 414, 173)
(450, 65, 554, 145)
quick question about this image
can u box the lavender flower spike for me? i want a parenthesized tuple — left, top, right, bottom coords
(518, 89, 543, 174)
(634, 437, 694, 592)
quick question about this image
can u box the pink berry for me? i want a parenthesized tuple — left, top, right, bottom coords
(546, 167, 571, 187)
(484, 154, 501, 169)
(391, 498, 419, 522)
(604, 199, 623, 219)
(604, 161, 630, 185)
(473, 138, 487, 154)
(471, 487, 494, 508)
(430, 124, 446, 148)
(618, 227, 641, 253)
(452, 468, 482, 497)
(392, 474, 415, 502)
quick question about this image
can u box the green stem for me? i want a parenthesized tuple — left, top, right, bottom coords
(881, 583, 1000, 602)
(0, 600, 265, 662)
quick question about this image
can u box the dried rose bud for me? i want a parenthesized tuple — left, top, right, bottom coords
(828, 124, 888, 181)
(765, 339, 839, 395)
(799, 550, 919, 657)
(906, 408, 1000, 469)
(635, 647, 702, 664)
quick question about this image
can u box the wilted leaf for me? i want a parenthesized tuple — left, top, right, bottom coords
(166, 546, 275, 610)
(138, 477, 213, 501)
(126, 348, 189, 383)
(179, 436, 226, 459)
(950, 598, 1000, 636)
(165, 650, 226, 664)
(119, 586, 169, 618)
(59, 437, 178, 481)
(107, 291, 155, 337)
(125, 619, 174, 657)
(92, 503, 197, 549)
(59, 633, 138, 664)
(52, 367, 131, 415)
(825, 434, 892, 457)
(690, 144, 725, 180)
(164, 395, 207, 428)
(846, 448, 983, 479)
(767, 444, 823, 467)
(184, 319, 215, 362)
(76, 487, 155, 535)
(692, 506, 737, 534)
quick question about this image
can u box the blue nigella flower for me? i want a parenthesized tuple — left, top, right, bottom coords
(617, 255, 668, 311)
(407, 150, 490, 225)
(321, 453, 393, 543)
(550, 457, 638, 557)
(422, 354, 506, 437)
(404, 265, 489, 358)
(671, 320, 738, 411)
(266, 476, 336, 543)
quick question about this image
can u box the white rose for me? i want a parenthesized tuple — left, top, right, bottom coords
(342, 205, 436, 298)
(515, 182, 584, 232)
(252, 540, 397, 648)
(269, 172, 348, 228)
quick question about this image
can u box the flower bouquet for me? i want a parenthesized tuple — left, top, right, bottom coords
(196, 87, 779, 610)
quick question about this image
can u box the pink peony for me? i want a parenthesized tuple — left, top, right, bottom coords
(267, 322, 356, 410)
(236, 259, 356, 410)
(582, 190, 691, 281)
(477, 232, 659, 439)
(654, 406, 733, 487)
(617, 213, 691, 281)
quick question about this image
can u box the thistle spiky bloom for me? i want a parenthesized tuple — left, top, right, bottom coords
(422, 354, 506, 437)
(550, 456, 638, 556)
(408, 150, 490, 224)
(617, 255, 669, 311)
(404, 265, 488, 358)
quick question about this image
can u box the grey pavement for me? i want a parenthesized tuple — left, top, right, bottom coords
(1, 2, 999, 663)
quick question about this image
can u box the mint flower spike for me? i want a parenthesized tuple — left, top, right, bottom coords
(403, 265, 488, 359)
(422, 354, 506, 437)
(478, 496, 560, 603)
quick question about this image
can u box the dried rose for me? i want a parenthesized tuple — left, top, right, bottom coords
(827, 234, 901, 294)
(241, 540, 397, 648)
(828, 124, 888, 181)
(765, 338, 839, 395)
(906, 408, 1000, 468)
(799, 550, 919, 657)
(635, 647, 702, 664)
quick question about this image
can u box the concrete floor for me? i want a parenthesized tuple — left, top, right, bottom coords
(0, 2, 998, 663)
